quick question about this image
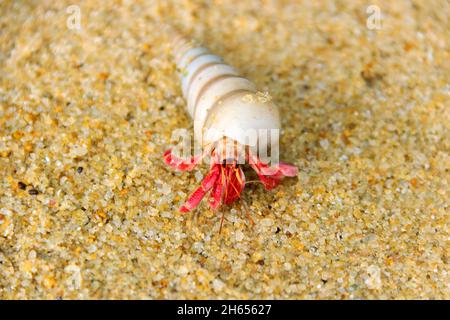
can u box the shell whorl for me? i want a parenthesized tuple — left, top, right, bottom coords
(170, 33, 280, 147)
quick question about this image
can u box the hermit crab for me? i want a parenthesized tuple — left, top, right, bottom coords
(163, 29, 297, 213)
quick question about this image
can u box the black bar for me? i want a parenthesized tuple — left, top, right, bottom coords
(0, 300, 443, 319)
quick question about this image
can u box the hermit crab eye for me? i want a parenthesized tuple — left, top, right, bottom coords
(222, 158, 235, 165)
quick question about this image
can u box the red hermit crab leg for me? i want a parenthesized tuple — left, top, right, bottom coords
(179, 164, 220, 212)
(163, 148, 206, 171)
(248, 151, 298, 190)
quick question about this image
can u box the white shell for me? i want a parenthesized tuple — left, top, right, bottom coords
(178, 47, 209, 70)
(181, 54, 223, 98)
(172, 35, 280, 149)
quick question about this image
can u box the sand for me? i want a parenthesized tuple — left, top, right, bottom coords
(0, 0, 448, 299)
